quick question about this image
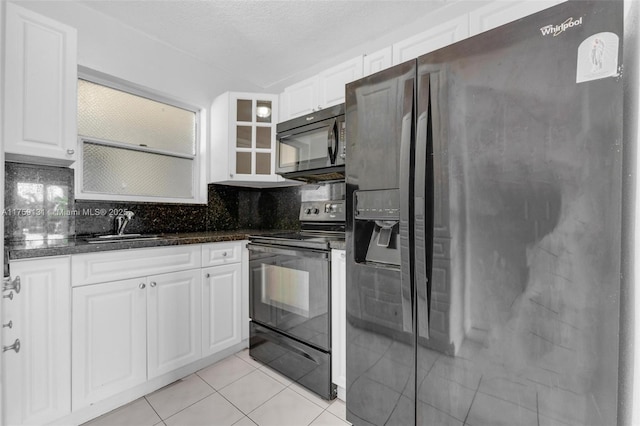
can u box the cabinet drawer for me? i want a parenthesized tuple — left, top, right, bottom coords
(72, 245, 201, 286)
(201, 241, 243, 267)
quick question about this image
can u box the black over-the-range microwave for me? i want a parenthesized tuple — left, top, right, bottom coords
(275, 103, 345, 182)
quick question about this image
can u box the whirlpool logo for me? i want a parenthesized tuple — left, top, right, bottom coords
(540, 16, 583, 37)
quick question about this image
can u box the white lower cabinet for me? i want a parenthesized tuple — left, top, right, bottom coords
(3, 256, 71, 426)
(9, 242, 246, 422)
(202, 263, 242, 356)
(147, 269, 202, 379)
(72, 269, 202, 409)
(71, 278, 147, 410)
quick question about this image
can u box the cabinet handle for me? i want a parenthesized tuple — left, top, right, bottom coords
(67, 149, 75, 155)
(340, 253, 345, 259)
(222, 252, 228, 257)
(3, 276, 20, 294)
(3, 292, 13, 300)
(206, 273, 211, 278)
(150, 282, 157, 288)
(139, 283, 146, 289)
(3, 339, 20, 353)
(3, 321, 12, 329)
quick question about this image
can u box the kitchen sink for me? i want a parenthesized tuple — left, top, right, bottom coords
(84, 234, 162, 243)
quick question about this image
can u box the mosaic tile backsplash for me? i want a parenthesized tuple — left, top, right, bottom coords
(5, 162, 302, 242)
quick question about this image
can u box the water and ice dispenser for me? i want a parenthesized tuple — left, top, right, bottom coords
(353, 189, 401, 266)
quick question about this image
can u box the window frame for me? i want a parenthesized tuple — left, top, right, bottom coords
(74, 68, 207, 204)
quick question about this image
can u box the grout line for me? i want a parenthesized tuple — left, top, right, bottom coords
(143, 395, 163, 422)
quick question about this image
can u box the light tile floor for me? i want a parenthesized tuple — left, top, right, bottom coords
(84, 349, 350, 426)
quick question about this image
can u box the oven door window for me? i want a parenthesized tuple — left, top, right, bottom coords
(278, 125, 331, 171)
(250, 248, 330, 351)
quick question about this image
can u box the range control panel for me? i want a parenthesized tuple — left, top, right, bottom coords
(299, 200, 345, 222)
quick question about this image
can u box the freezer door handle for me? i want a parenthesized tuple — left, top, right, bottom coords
(414, 69, 433, 340)
(399, 73, 415, 334)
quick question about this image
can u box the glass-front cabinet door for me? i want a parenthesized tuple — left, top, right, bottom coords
(210, 92, 291, 186)
(233, 95, 276, 177)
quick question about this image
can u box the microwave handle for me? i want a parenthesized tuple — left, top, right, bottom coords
(327, 119, 338, 165)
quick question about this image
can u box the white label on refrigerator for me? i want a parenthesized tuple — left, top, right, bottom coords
(576, 32, 619, 83)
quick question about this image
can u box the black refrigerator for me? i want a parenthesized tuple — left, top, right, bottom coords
(345, 1, 624, 425)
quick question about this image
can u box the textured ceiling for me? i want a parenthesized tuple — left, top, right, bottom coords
(78, 1, 446, 91)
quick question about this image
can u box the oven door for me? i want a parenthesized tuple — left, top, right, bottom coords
(248, 242, 330, 351)
(276, 118, 343, 175)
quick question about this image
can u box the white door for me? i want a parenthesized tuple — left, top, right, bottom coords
(318, 56, 363, 108)
(282, 78, 319, 120)
(4, 3, 77, 165)
(202, 264, 242, 356)
(72, 278, 147, 410)
(147, 269, 202, 378)
(4, 257, 71, 425)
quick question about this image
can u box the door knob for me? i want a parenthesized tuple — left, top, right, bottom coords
(3, 339, 20, 353)
(3, 276, 20, 294)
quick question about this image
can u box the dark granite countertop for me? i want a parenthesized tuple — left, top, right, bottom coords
(6, 230, 268, 260)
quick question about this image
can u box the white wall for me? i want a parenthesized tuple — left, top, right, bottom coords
(9, 0, 260, 109)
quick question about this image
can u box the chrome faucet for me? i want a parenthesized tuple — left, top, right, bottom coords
(115, 210, 134, 235)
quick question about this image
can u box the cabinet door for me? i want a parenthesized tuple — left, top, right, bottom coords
(318, 56, 363, 108)
(392, 15, 469, 64)
(330, 250, 346, 400)
(364, 47, 393, 77)
(4, 3, 77, 166)
(147, 269, 202, 378)
(282, 78, 319, 120)
(72, 278, 147, 410)
(4, 257, 71, 425)
(228, 93, 283, 183)
(202, 263, 242, 356)
(469, 1, 564, 36)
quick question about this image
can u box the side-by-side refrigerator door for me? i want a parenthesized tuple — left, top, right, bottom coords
(414, 1, 623, 425)
(345, 60, 416, 426)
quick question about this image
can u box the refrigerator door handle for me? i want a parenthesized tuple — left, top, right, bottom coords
(414, 70, 432, 340)
(399, 74, 416, 334)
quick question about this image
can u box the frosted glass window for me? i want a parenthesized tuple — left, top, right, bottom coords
(83, 143, 193, 198)
(78, 79, 196, 155)
(78, 78, 199, 201)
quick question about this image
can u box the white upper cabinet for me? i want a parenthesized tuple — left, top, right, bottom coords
(4, 3, 78, 166)
(469, 1, 565, 36)
(281, 77, 318, 121)
(317, 56, 363, 109)
(363, 47, 393, 77)
(210, 92, 294, 187)
(392, 15, 469, 64)
(280, 55, 363, 121)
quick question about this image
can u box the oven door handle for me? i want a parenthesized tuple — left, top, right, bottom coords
(247, 243, 330, 259)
